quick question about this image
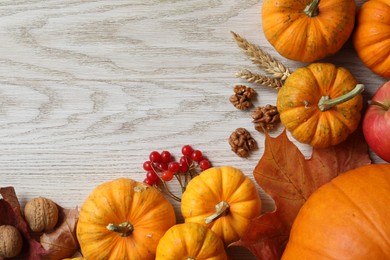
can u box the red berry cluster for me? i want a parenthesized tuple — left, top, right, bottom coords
(142, 145, 211, 201)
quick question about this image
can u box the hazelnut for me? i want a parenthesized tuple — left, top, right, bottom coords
(0, 225, 23, 258)
(24, 197, 59, 232)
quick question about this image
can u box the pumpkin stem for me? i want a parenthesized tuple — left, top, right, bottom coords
(303, 0, 320, 17)
(204, 201, 230, 225)
(106, 221, 134, 237)
(318, 84, 365, 112)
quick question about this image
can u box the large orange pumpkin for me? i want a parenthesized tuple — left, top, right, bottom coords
(276, 63, 364, 148)
(76, 178, 176, 260)
(262, 0, 356, 62)
(282, 164, 390, 259)
(353, 0, 390, 78)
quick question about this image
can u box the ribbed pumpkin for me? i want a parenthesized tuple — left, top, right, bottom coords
(155, 222, 228, 260)
(276, 63, 364, 148)
(262, 0, 356, 62)
(282, 164, 390, 259)
(181, 166, 262, 246)
(353, 0, 390, 78)
(76, 178, 176, 260)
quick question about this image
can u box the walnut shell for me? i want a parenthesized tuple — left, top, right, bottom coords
(0, 225, 23, 258)
(24, 197, 59, 232)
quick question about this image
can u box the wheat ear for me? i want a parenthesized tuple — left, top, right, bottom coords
(231, 31, 290, 80)
(236, 69, 283, 89)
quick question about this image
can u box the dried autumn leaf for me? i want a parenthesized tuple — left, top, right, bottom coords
(233, 128, 371, 259)
(40, 207, 79, 260)
(0, 187, 46, 260)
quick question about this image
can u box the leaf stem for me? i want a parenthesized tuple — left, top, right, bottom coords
(318, 84, 365, 112)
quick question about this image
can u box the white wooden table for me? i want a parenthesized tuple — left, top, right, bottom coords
(0, 0, 386, 259)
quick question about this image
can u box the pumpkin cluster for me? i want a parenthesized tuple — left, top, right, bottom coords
(262, 0, 390, 79)
(75, 166, 262, 259)
(259, 0, 390, 150)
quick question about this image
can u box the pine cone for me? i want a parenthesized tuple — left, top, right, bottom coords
(228, 128, 258, 157)
(230, 85, 256, 110)
(252, 105, 280, 132)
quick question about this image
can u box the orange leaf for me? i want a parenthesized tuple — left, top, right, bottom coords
(233, 128, 371, 259)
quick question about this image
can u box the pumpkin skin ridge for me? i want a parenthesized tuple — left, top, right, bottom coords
(357, 37, 390, 74)
(355, 25, 390, 49)
(220, 168, 255, 203)
(282, 164, 390, 259)
(356, 34, 390, 61)
(155, 223, 228, 260)
(308, 63, 338, 96)
(353, 0, 390, 78)
(271, 17, 311, 60)
(329, 182, 390, 247)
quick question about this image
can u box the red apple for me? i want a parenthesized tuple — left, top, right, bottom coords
(363, 81, 390, 162)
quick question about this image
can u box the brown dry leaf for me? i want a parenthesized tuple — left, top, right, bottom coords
(0, 187, 46, 260)
(233, 128, 371, 259)
(40, 207, 80, 260)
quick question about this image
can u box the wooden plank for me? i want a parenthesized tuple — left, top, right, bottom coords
(0, 0, 385, 258)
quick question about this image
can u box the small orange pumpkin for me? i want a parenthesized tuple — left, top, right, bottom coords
(262, 0, 356, 62)
(282, 164, 390, 259)
(353, 0, 390, 78)
(276, 63, 364, 148)
(76, 178, 176, 260)
(181, 166, 262, 246)
(155, 222, 228, 260)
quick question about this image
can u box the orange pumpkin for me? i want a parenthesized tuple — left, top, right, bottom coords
(155, 222, 228, 260)
(262, 0, 356, 62)
(353, 0, 390, 78)
(76, 178, 176, 260)
(282, 164, 390, 259)
(276, 63, 364, 148)
(181, 166, 262, 246)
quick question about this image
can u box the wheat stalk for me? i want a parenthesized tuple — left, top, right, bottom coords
(236, 69, 283, 89)
(231, 31, 291, 81)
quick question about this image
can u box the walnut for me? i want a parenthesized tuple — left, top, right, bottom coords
(230, 85, 256, 110)
(233, 85, 256, 99)
(24, 197, 59, 232)
(228, 128, 258, 157)
(0, 225, 23, 258)
(252, 105, 280, 132)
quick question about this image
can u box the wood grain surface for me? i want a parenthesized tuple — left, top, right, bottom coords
(0, 0, 387, 259)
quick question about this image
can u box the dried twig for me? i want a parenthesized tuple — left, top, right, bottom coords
(236, 69, 283, 89)
(231, 31, 291, 80)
